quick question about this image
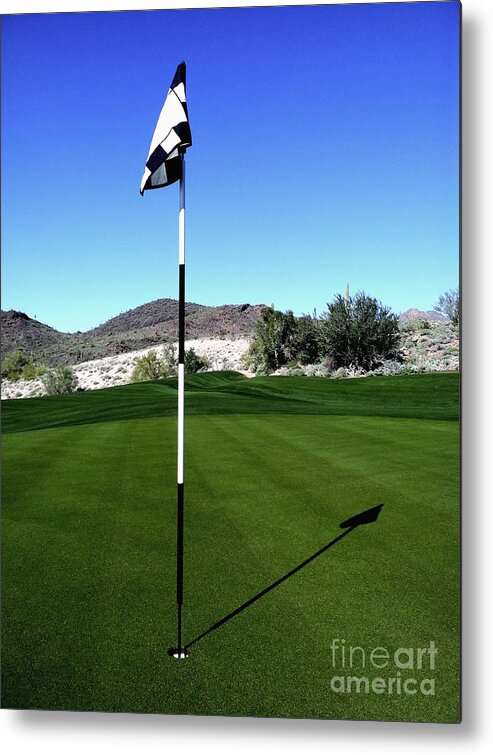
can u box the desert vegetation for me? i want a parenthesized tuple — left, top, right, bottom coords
(131, 346, 177, 382)
(41, 366, 78, 395)
(1, 350, 46, 382)
(244, 289, 459, 378)
(434, 288, 459, 326)
(245, 291, 401, 375)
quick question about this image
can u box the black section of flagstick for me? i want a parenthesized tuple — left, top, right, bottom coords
(185, 504, 383, 651)
(175, 156, 185, 654)
(168, 157, 187, 660)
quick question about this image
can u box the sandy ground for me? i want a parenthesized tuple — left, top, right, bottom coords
(1, 337, 252, 400)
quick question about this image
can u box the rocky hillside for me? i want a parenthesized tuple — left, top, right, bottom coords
(87, 299, 265, 341)
(1, 300, 266, 367)
(2, 320, 459, 401)
(1, 337, 252, 400)
(1, 310, 69, 357)
(1, 301, 459, 400)
(87, 298, 206, 337)
(398, 308, 447, 323)
(399, 320, 459, 371)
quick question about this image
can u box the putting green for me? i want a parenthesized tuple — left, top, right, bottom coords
(1, 372, 459, 721)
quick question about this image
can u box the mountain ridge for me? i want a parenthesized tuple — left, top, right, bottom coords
(398, 308, 447, 322)
(1, 301, 448, 367)
(1, 299, 266, 366)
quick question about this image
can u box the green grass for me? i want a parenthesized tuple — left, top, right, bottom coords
(1, 371, 460, 722)
(2, 371, 458, 434)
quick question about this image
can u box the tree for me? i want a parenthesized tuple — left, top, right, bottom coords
(434, 288, 459, 326)
(246, 307, 297, 372)
(41, 366, 78, 395)
(131, 347, 176, 382)
(291, 315, 322, 365)
(1, 351, 46, 382)
(1, 350, 29, 381)
(184, 348, 209, 373)
(21, 363, 46, 381)
(320, 292, 400, 371)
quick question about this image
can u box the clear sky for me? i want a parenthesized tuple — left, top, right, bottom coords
(1, 1, 460, 332)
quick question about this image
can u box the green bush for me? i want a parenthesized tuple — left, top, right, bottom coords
(245, 307, 297, 372)
(1, 350, 29, 381)
(291, 315, 321, 365)
(184, 348, 209, 373)
(131, 347, 176, 383)
(41, 367, 78, 395)
(319, 292, 401, 371)
(1, 351, 48, 382)
(21, 363, 47, 381)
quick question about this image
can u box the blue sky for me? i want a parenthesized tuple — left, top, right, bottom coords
(1, 2, 460, 332)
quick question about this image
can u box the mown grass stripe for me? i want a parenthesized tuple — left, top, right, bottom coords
(1, 374, 460, 721)
(2, 371, 459, 434)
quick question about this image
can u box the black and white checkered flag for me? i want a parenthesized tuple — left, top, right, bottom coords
(140, 62, 192, 195)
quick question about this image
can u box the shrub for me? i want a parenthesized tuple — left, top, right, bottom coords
(319, 292, 401, 371)
(291, 315, 322, 365)
(184, 348, 209, 373)
(368, 360, 404, 377)
(434, 288, 459, 326)
(131, 347, 176, 382)
(1, 350, 29, 381)
(331, 367, 348, 379)
(245, 307, 297, 372)
(161, 344, 177, 376)
(241, 340, 264, 371)
(303, 363, 331, 378)
(41, 367, 78, 395)
(21, 363, 47, 381)
(275, 362, 304, 377)
(1, 351, 47, 382)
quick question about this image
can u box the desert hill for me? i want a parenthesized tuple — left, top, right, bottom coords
(1, 299, 266, 366)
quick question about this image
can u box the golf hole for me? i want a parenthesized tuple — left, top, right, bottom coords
(167, 647, 189, 659)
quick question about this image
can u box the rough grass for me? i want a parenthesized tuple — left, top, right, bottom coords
(1, 371, 459, 721)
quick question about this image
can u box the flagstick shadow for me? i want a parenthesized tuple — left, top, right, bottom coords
(185, 504, 383, 652)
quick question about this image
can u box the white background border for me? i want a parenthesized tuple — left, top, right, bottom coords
(1, 0, 491, 752)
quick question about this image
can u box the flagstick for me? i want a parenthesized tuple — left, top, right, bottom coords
(174, 151, 187, 658)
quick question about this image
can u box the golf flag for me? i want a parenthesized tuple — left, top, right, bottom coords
(140, 61, 191, 657)
(140, 62, 192, 195)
